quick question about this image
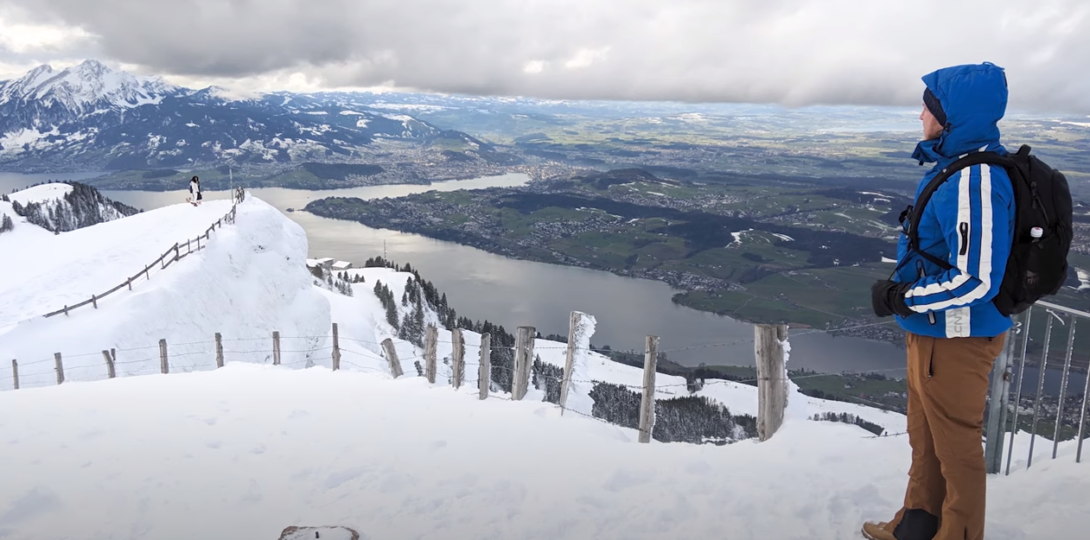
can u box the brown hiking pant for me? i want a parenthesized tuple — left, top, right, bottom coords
(886, 332, 1005, 540)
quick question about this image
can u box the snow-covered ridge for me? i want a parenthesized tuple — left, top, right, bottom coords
(6, 182, 72, 206)
(5, 182, 138, 233)
(0, 195, 329, 378)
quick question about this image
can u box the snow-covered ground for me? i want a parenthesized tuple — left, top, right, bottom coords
(0, 364, 1085, 540)
(0, 189, 1086, 539)
(6, 182, 73, 207)
(0, 195, 330, 387)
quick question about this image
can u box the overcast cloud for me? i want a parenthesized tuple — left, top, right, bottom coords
(0, 0, 1088, 113)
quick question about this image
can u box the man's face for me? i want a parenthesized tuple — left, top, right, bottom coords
(920, 105, 944, 140)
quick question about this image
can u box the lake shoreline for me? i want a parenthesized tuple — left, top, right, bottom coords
(301, 200, 910, 350)
(0, 171, 924, 377)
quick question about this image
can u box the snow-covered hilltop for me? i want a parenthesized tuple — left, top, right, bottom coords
(0, 194, 328, 378)
(0, 193, 1086, 539)
(4, 181, 139, 233)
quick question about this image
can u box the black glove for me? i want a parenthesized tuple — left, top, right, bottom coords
(871, 280, 915, 318)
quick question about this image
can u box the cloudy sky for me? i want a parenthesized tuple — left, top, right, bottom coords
(0, 0, 1087, 113)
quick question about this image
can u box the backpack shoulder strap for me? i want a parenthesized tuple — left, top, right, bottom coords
(907, 150, 1017, 271)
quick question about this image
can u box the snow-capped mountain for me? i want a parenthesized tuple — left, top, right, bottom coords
(0, 61, 451, 173)
(0, 60, 176, 119)
(3, 181, 140, 233)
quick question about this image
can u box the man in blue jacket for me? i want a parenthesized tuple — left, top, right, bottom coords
(864, 63, 1015, 540)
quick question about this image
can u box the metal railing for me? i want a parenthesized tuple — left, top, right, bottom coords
(984, 300, 1090, 475)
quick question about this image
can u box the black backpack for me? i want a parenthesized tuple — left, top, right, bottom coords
(901, 145, 1072, 317)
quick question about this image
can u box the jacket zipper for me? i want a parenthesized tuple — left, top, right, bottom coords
(959, 222, 970, 256)
(917, 261, 936, 325)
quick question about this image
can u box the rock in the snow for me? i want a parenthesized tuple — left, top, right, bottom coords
(278, 526, 360, 540)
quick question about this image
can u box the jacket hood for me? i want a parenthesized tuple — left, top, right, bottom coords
(911, 62, 1008, 164)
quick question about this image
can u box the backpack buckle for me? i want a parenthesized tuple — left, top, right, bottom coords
(898, 205, 913, 226)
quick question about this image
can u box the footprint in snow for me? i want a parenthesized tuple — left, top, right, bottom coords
(684, 459, 714, 475)
(602, 468, 655, 492)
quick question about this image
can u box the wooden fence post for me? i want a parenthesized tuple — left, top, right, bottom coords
(478, 333, 491, 400)
(424, 325, 438, 384)
(197, 235, 201, 250)
(331, 323, 341, 371)
(639, 336, 660, 443)
(127, 277, 132, 291)
(382, 338, 403, 377)
(512, 326, 535, 400)
(55, 353, 64, 385)
(451, 328, 465, 389)
(272, 331, 281, 366)
(92, 294, 97, 309)
(186, 239, 191, 255)
(145, 264, 150, 280)
(755, 324, 788, 442)
(215, 333, 224, 368)
(102, 350, 116, 379)
(216, 333, 227, 368)
(560, 311, 582, 414)
(159, 339, 169, 374)
(11, 359, 18, 390)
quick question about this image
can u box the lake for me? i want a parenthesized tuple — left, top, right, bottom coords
(2, 171, 1081, 394)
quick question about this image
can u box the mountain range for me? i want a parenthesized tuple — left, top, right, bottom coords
(0, 60, 490, 174)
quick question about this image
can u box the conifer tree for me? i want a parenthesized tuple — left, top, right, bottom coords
(385, 294, 399, 329)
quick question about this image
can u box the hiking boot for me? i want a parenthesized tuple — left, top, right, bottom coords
(861, 521, 895, 540)
(894, 509, 938, 540)
(862, 510, 939, 540)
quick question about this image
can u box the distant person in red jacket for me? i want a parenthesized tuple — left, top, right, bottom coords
(188, 176, 202, 206)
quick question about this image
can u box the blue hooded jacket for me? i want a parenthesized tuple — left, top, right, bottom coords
(893, 62, 1016, 339)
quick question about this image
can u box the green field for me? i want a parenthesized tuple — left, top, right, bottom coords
(674, 265, 893, 326)
(309, 173, 1090, 337)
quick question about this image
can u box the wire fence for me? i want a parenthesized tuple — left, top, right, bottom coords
(2, 326, 909, 392)
(40, 189, 246, 319)
(0, 315, 977, 447)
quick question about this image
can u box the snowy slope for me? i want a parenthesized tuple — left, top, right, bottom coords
(5, 182, 138, 233)
(306, 265, 908, 435)
(318, 266, 486, 383)
(6, 182, 73, 206)
(0, 196, 330, 388)
(1, 191, 901, 435)
(0, 363, 1085, 540)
